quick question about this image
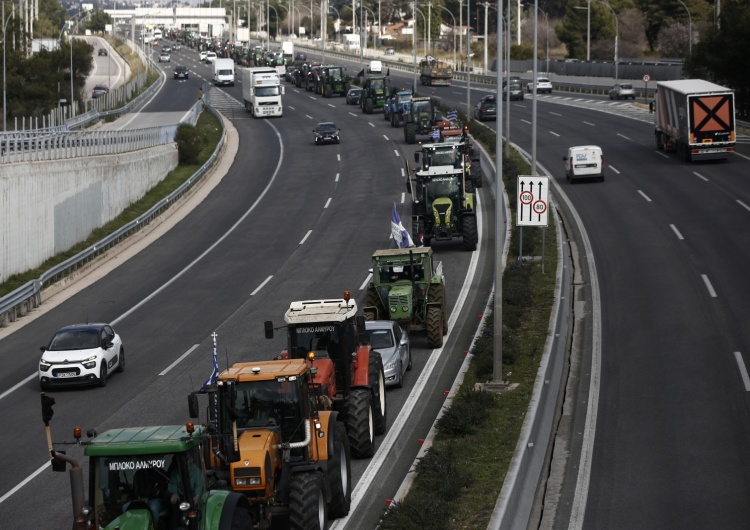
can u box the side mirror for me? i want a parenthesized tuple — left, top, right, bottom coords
(188, 393, 200, 419)
(40, 346, 47, 352)
(264, 320, 274, 339)
(562, 156, 568, 161)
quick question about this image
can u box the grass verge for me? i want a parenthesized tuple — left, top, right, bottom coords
(0, 111, 222, 299)
(380, 117, 559, 529)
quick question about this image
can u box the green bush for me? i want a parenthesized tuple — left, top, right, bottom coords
(175, 123, 205, 165)
(379, 495, 452, 530)
(436, 389, 499, 437)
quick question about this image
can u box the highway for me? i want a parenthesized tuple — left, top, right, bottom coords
(1, 41, 750, 530)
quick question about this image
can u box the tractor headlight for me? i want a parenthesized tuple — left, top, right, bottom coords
(390, 306, 397, 313)
(235, 477, 262, 486)
(402, 305, 409, 312)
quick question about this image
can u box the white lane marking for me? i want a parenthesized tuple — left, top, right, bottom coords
(328, 103, 335, 108)
(734, 352, 750, 391)
(159, 344, 199, 376)
(383, 134, 389, 141)
(0, 461, 50, 504)
(693, 172, 709, 181)
(583, 121, 595, 126)
(702, 274, 718, 297)
(401, 192, 405, 203)
(737, 200, 750, 213)
(669, 224, 684, 240)
(335, 172, 340, 182)
(359, 272, 373, 291)
(0, 374, 35, 401)
(521, 119, 532, 125)
(638, 190, 652, 202)
(251, 275, 273, 296)
(401, 167, 405, 177)
(337, 154, 341, 162)
(288, 106, 296, 110)
(305, 114, 313, 119)
(369, 122, 375, 128)
(324, 197, 332, 208)
(349, 112, 357, 117)
(616, 133, 632, 141)
(299, 230, 313, 245)
(549, 131, 560, 137)
(608, 166, 621, 175)
(309, 95, 316, 100)
(655, 150, 669, 159)
(549, 111, 562, 116)
(394, 150, 400, 157)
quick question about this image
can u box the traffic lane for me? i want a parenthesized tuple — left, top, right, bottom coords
(520, 109, 750, 528)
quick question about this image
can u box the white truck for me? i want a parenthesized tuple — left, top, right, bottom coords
(213, 57, 235, 86)
(653, 79, 736, 162)
(281, 41, 294, 63)
(242, 67, 284, 118)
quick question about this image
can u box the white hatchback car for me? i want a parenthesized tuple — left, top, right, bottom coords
(365, 320, 411, 388)
(199, 50, 208, 62)
(527, 77, 553, 94)
(205, 51, 217, 63)
(38, 323, 124, 389)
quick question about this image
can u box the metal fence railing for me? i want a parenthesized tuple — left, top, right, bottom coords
(0, 97, 219, 328)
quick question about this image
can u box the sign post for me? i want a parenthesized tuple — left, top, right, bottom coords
(643, 73, 651, 105)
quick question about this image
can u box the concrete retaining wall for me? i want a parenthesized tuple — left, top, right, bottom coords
(0, 145, 178, 283)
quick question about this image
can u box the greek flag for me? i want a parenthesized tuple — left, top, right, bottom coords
(391, 203, 415, 248)
(447, 109, 458, 122)
(202, 332, 219, 388)
(429, 129, 441, 142)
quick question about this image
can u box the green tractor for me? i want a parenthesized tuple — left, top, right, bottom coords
(364, 248, 447, 348)
(360, 75, 388, 114)
(318, 65, 349, 97)
(42, 392, 253, 530)
(408, 151, 479, 251)
(403, 96, 441, 144)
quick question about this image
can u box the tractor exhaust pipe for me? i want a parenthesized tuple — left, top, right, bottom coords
(276, 418, 311, 450)
(52, 452, 88, 530)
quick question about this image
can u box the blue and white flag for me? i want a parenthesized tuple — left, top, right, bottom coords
(391, 203, 415, 248)
(429, 129, 441, 142)
(447, 109, 458, 122)
(203, 332, 219, 388)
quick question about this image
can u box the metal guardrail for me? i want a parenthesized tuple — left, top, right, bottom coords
(0, 97, 223, 328)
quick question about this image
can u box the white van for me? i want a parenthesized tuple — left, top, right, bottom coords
(368, 60, 382, 74)
(563, 145, 604, 182)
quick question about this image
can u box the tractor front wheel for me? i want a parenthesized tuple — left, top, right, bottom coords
(366, 98, 374, 114)
(289, 472, 328, 530)
(325, 84, 332, 98)
(327, 422, 352, 519)
(430, 283, 448, 335)
(366, 286, 386, 320)
(462, 215, 478, 251)
(426, 306, 444, 348)
(346, 388, 375, 458)
(368, 351, 387, 435)
(405, 123, 417, 144)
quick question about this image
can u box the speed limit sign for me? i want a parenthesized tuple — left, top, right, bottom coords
(643, 74, 651, 83)
(517, 176, 549, 227)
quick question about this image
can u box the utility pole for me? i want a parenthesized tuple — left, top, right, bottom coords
(483, 2, 488, 73)
(427, 2, 431, 56)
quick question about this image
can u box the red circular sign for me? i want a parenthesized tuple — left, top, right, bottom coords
(642, 74, 651, 83)
(520, 191, 533, 205)
(533, 200, 547, 215)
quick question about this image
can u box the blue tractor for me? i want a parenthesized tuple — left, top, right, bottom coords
(384, 90, 413, 127)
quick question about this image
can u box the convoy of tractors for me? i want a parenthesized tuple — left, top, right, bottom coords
(42, 49, 477, 530)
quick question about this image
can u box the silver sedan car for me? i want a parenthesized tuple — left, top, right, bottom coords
(365, 320, 411, 388)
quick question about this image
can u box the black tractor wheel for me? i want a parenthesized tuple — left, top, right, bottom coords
(346, 388, 375, 458)
(426, 306, 444, 348)
(366, 98, 374, 114)
(325, 84, 332, 97)
(368, 351, 387, 435)
(116, 348, 125, 373)
(218, 492, 253, 530)
(405, 123, 417, 144)
(462, 215, 478, 251)
(327, 421, 352, 519)
(289, 472, 328, 530)
(430, 283, 448, 335)
(366, 286, 386, 320)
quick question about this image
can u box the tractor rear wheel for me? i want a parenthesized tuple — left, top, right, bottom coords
(327, 422, 352, 518)
(462, 215, 478, 251)
(366, 286, 386, 320)
(325, 84, 332, 97)
(346, 388, 375, 458)
(426, 306, 444, 348)
(368, 351, 387, 435)
(430, 284, 448, 335)
(365, 98, 373, 114)
(405, 123, 417, 144)
(289, 472, 328, 530)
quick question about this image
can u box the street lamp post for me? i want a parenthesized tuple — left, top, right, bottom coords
(483, 2, 488, 73)
(435, 4, 456, 68)
(3, 3, 15, 132)
(676, 0, 692, 56)
(524, 1, 548, 73)
(598, 0, 618, 79)
(572, 0, 591, 61)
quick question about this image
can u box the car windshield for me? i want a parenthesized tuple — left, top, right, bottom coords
(370, 78, 384, 91)
(255, 86, 280, 96)
(49, 329, 100, 350)
(509, 84, 521, 91)
(316, 123, 337, 133)
(289, 325, 343, 361)
(425, 177, 459, 203)
(427, 147, 459, 167)
(620, 84, 633, 89)
(396, 93, 411, 103)
(329, 68, 342, 79)
(368, 329, 395, 349)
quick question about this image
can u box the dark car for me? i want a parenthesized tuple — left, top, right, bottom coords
(502, 83, 524, 101)
(313, 122, 341, 145)
(294, 52, 307, 62)
(173, 65, 189, 79)
(162, 44, 172, 53)
(284, 65, 298, 82)
(346, 87, 363, 105)
(98, 48, 108, 56)
(473, 95, 497, 121)
(91, 84, 109, 98)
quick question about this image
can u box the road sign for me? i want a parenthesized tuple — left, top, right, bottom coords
(643, 74, 651, 83)
(517, 175, 550, 227)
